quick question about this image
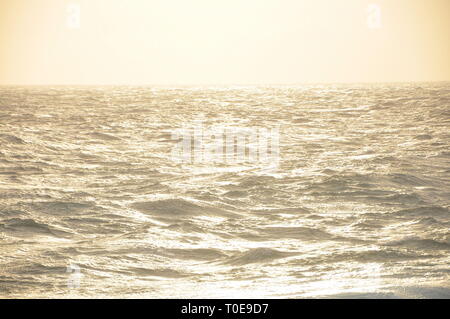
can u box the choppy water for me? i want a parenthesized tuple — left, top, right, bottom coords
(1, 83, 449, 298)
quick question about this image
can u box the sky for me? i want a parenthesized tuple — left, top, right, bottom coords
(0, 0, 449, 85)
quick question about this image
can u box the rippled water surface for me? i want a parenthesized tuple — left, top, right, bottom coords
(1, 83, 449, 298)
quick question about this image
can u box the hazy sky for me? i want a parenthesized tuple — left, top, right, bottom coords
(0, 0, 449, 85)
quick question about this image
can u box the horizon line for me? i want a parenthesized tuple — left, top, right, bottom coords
(1, 80, 449, 87)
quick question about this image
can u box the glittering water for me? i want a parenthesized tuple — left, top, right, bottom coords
(1, 83, 449, 298)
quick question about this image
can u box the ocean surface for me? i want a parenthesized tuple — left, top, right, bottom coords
(1, 83, 449, 298)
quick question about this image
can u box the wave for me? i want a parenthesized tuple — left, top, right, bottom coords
(0, 218, 72, 238)
(0, 133, 26, 145)
(393, 206, 450, 219)
(89, 132, 122, 141)
(294, 249, 435, 266)
(29, 201, 96, 215)
(258, 226, 337, 241)
(387, 173, 430, 187)
(319, 286, 450, 299)
(131, 198, 239, 220)
(384, 237, 450, 250)
(164, 248, 227, 261)
(6, 262, 67, 275)
(126, 267, 190, 278)
(223, 248, 297, 265)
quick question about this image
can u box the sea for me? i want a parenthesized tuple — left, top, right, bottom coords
(1, 83, 449, 298)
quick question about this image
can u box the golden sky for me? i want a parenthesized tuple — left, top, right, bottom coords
(0, 0, 449, 85)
